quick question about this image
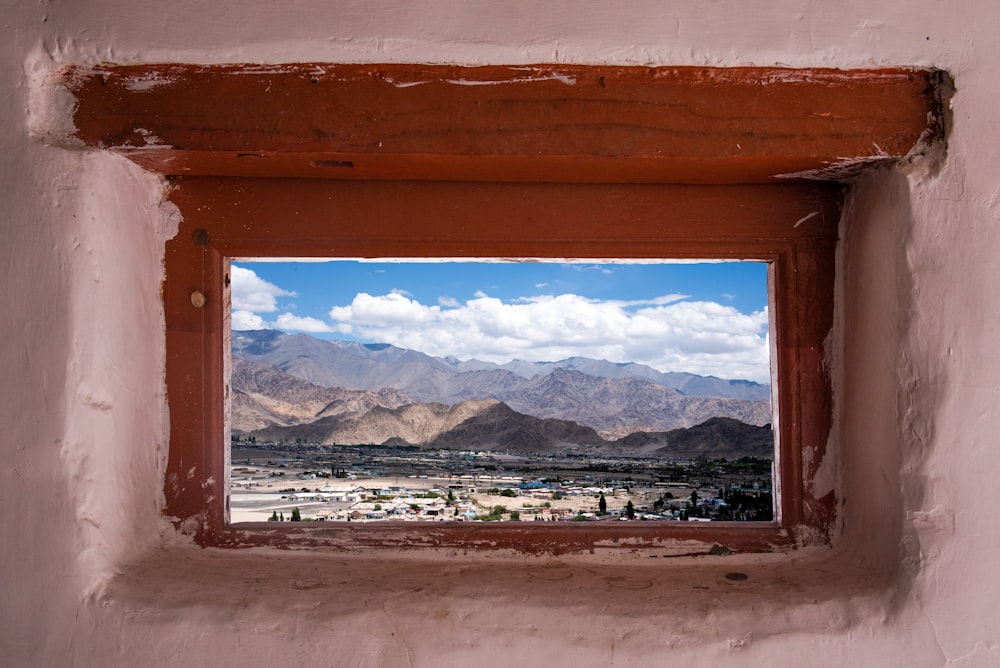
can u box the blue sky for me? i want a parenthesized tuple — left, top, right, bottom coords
(231, 260, 772, 383)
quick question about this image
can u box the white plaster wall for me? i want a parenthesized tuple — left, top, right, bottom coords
(2, 1, 999, 665)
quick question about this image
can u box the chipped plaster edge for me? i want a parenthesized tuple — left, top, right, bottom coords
(25, 47, 84, 149)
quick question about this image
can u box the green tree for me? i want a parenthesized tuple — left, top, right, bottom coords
(268, 510, 278, 522)
(279, 512, 284, 521)
(598, 493, 607, 515)
(625, 500, 635, 520)
(290, 507, 301, 522)
(477, 505, 507, 522)
(509, 511, 521, 521)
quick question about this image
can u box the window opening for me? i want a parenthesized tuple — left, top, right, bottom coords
(227, 259, 776, 525)
(62, 62, 941, 552)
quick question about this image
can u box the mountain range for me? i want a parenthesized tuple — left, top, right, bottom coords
(233, 329, 770, 401)
(230, 330, 774, 459)
(232, 329, 772, 437)
(235, 358, 772, 459)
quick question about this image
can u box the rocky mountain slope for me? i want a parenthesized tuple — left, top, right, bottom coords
(231, 358, 412, 433)
(489, 368, 770, 437)
(249, 399, 495, 446)
(616, 417, 775, 460)
(247, 398, 612, 454)
(424, 401, 608, 453)
(243, 394, 773, 460)
(457, 355, 771, 401)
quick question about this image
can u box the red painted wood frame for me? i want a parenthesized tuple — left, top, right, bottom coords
(166, 179, 836, 552)
(64, 64, 942, 553)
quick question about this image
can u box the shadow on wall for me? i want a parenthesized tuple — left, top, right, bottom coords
(837, 163, 943, 614)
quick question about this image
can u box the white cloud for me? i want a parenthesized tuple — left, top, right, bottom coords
(232, 310, 267, 330)
(230, 265, 294, 313)
(438, 296, 460, 308)
(573, 264, 614, 275)
(329, 292, 438, 325)
(230, 265, 331, 334)
(601, 294, 688, 309)
(274, 313, 334, 333)
(326, 291, 771, 382)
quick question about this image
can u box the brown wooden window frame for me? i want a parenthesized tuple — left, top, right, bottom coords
(64, 64, 942, 554)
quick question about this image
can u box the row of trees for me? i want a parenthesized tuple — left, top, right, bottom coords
(597, 493, 636, 519)
(267, 507, 302, 521)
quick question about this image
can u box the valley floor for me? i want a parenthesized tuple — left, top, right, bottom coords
(229, 445, 774, 523)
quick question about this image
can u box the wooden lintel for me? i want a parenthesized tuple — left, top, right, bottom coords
(64, 64, 942, 183)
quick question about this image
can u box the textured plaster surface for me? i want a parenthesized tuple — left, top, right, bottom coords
(3, 1, 1000, 666)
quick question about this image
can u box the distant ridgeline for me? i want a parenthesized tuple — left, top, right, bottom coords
(231, 330, 774, 459)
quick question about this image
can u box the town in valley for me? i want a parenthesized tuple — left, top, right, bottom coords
(230, 441, 774, 524)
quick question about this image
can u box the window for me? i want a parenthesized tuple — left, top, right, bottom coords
(226, 258, 777, 525)
(65, 63, 941, 553)
(165, 178, 837, 551)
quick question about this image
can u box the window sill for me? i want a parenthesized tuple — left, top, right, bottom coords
(105, 539, 894, 652)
